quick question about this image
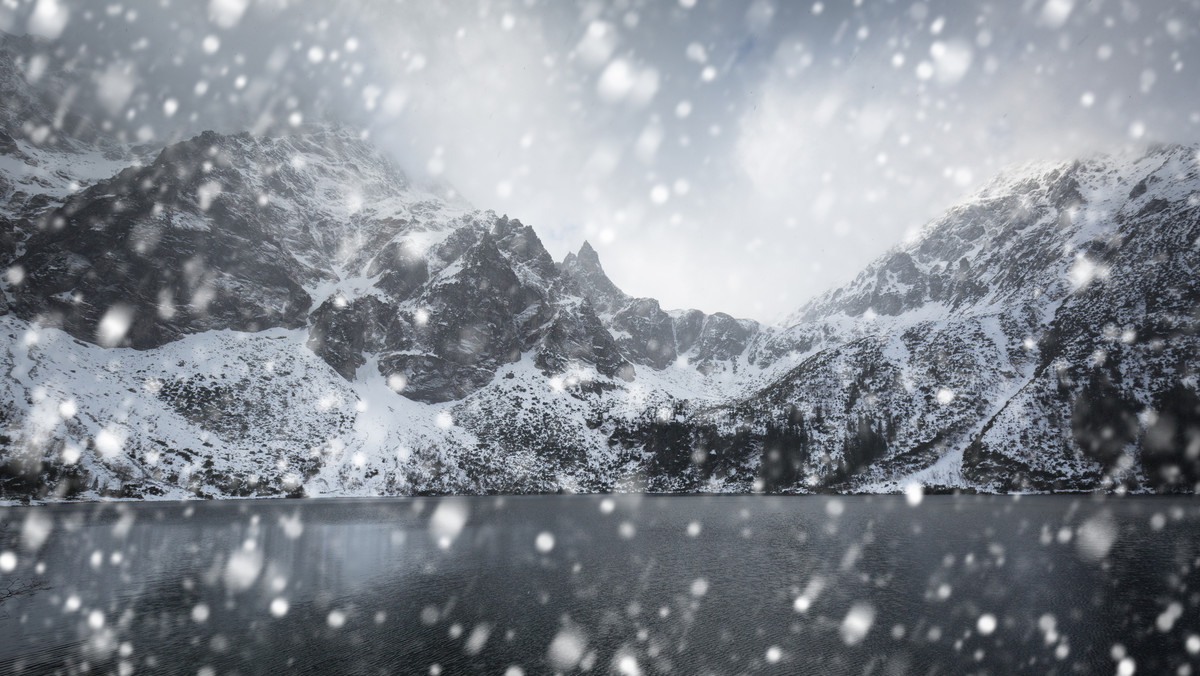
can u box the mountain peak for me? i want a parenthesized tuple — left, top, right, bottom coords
(559, 240, 627, 313)
(563, 240, 601, 269)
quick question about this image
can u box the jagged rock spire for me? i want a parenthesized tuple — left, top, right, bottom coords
(559, 240, 628, 314)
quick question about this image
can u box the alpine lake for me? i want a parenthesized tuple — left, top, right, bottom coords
(0, 494, 1198, 674)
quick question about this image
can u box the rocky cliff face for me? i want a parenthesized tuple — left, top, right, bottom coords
(1, 48, 1197, 500)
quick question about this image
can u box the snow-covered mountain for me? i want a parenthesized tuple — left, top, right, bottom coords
(730, 147, 1200, 494)
(1, 45, 1198, 500)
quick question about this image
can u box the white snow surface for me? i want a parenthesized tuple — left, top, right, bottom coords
(0, 313, 476, 500)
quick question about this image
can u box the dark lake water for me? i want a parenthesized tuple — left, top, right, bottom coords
(1, 495, 1198, 675)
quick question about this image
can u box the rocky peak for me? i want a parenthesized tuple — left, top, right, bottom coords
(491, 215, 558, 280)
(559, 240, 628, 314)
(574, 240, 601, 266)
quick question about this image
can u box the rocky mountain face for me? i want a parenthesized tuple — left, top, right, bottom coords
(1, 50, 1198, 500)
(728, 148, 1200, 494)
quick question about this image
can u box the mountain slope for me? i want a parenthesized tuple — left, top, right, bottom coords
(726, 145, 1200, 493)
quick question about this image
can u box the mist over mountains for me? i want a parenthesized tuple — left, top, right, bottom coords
(1, 28, 1199, 501)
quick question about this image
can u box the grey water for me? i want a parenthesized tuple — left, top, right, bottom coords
(0, 495, 1197, 675)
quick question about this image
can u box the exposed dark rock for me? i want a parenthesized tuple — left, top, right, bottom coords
(307, 296, 397, 380)
(559, 240, 628, 314)
(534, 301, 631, 379)
(611, 297, 677, 369)
(10, 137, 317, 347)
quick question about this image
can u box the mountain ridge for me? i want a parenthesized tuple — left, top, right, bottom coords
(1, 52, 1198, 500)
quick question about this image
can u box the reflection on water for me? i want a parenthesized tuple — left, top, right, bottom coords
(0, 495, 1198, 674)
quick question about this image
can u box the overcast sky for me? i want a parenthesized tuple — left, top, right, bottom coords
(7, 0, 1200, 322)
